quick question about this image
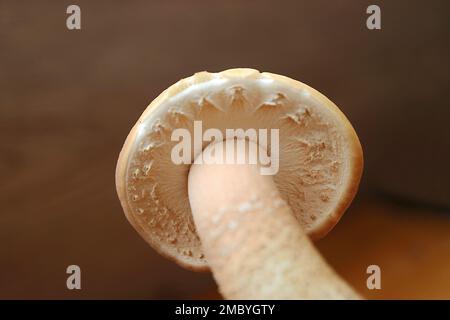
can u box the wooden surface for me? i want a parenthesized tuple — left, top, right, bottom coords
(318, 198, 450, 299)
(1, 1, 449, 299)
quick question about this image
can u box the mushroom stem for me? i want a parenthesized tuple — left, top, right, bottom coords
(188, 140, 361, 299)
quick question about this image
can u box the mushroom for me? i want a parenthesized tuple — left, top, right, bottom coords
(116, 68, 364, 299)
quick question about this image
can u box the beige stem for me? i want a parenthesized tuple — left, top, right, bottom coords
(188, 140, 360, 299)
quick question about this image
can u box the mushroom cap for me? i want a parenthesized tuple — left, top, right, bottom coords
(116, 68, 363, 271)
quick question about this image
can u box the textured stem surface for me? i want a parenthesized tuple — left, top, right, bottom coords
(188, 140, 360, 299)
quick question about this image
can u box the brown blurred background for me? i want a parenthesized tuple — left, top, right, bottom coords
(0, 0, 449, 299)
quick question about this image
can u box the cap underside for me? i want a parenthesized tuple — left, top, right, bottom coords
(116, 69, 363, 270)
